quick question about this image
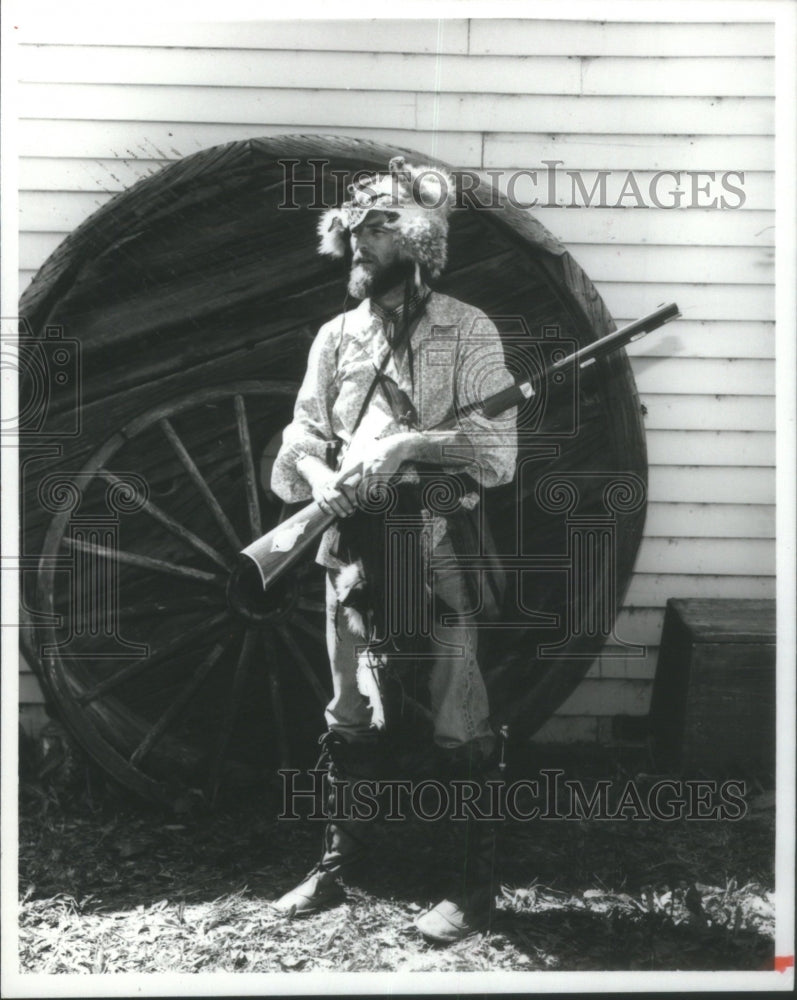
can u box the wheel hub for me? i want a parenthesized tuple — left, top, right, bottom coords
(226, 560, 298, 623)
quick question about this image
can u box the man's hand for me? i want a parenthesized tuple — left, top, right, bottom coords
(338, 431, 419, 483)
(296, 455, 361, 518)
(300, 435, 417, 518)
(297, 429, 474, 519)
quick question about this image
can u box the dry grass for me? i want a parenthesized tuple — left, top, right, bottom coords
(17, 744, 776, 975)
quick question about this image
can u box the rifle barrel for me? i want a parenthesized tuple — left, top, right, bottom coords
(557, 301, 680, 372)
(443, 301, 680, 424)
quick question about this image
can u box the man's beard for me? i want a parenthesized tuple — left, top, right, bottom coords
(348, 257, 414, 300)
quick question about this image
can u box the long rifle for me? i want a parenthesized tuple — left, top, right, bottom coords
(240, 302, 680, 589)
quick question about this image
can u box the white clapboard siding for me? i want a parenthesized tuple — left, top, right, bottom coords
(486, 170, 771, 211)
(469, 20, 775, 57)
(19, 85, 775, 137)
(20, 85, 428, 131)
(19, 232, 76, 269)
(485, 134, 775, 172)
(18, 18, 775, 55)
(18, 19, 472, 52)
(20, 192, 115, 232)
(641, 394, 774, 432)
(20, 46, 587, 96)
(625, 574, 775, 605)
(647, 467, 774, 505)
(596, 283, 774, 324)
(21, 157, 168, 193)
(593, 653, 660, 681)
(624, 322, 774, 360)
(635, 537, 774, 576)
(645, 431, 775, 468)
(17, 120, 485, 167)
(580, 56, 774, 97)
(19, 46, 776, 99)
(632, 540, 775, 587)
(19, 124, 774, 172)
(644, 502, 775, 536)
(609, 608, 665, 646)
(16, 16, 777, 741)
(631, 358, 774, 395)
(530, 209, 775, 248)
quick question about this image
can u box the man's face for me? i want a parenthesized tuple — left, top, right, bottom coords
(348, 211, 412, 299)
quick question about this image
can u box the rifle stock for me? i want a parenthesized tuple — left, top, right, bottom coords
(240, 302, 680, 590)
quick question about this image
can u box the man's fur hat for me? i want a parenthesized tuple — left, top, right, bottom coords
(318, 156, 455, 279)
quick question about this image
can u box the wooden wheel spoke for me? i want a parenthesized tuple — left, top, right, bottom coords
(274, 623, 329, 709)
(296, 597, 326, 614)
(261, 629, 290, 771)
(78, 611, 229, 704)
(208, 627, 258, 800)
(129, 639, 232, 767)
(66, 593, 222, 631)
(99, 469, 233, 570)
(159, 417, 242, 552)
(290, 613, 326, 646)
(118, 594, 222, 620)
(62, 537, 226, 586)
(234, 394, 263, 541)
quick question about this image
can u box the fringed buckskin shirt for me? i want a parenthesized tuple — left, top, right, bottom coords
(271, 292, 518, 563)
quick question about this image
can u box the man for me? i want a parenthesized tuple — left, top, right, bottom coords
(270, 157, 517, 943)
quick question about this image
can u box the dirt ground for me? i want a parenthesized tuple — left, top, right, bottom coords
(17, 737, 776, 976)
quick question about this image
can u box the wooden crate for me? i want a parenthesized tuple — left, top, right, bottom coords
(649, 598, 776, 777)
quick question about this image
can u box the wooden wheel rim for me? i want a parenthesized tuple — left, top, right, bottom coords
(37, 380, 329, 804)
(21, 135, 648, 802)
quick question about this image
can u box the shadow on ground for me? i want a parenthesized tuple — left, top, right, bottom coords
(18, 739, 776, 974)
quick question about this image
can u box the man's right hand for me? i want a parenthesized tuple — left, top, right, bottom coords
(296, 455, 361, 518)
(314, 473, 361, 518)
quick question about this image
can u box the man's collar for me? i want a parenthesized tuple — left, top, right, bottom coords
(369, 282, 431, 333)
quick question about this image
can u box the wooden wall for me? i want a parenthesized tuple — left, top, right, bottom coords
(16, 16, 775, 743)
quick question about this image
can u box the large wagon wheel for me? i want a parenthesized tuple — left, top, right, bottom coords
(36, 381, 329, 803)
(21, 135, 647, 805)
